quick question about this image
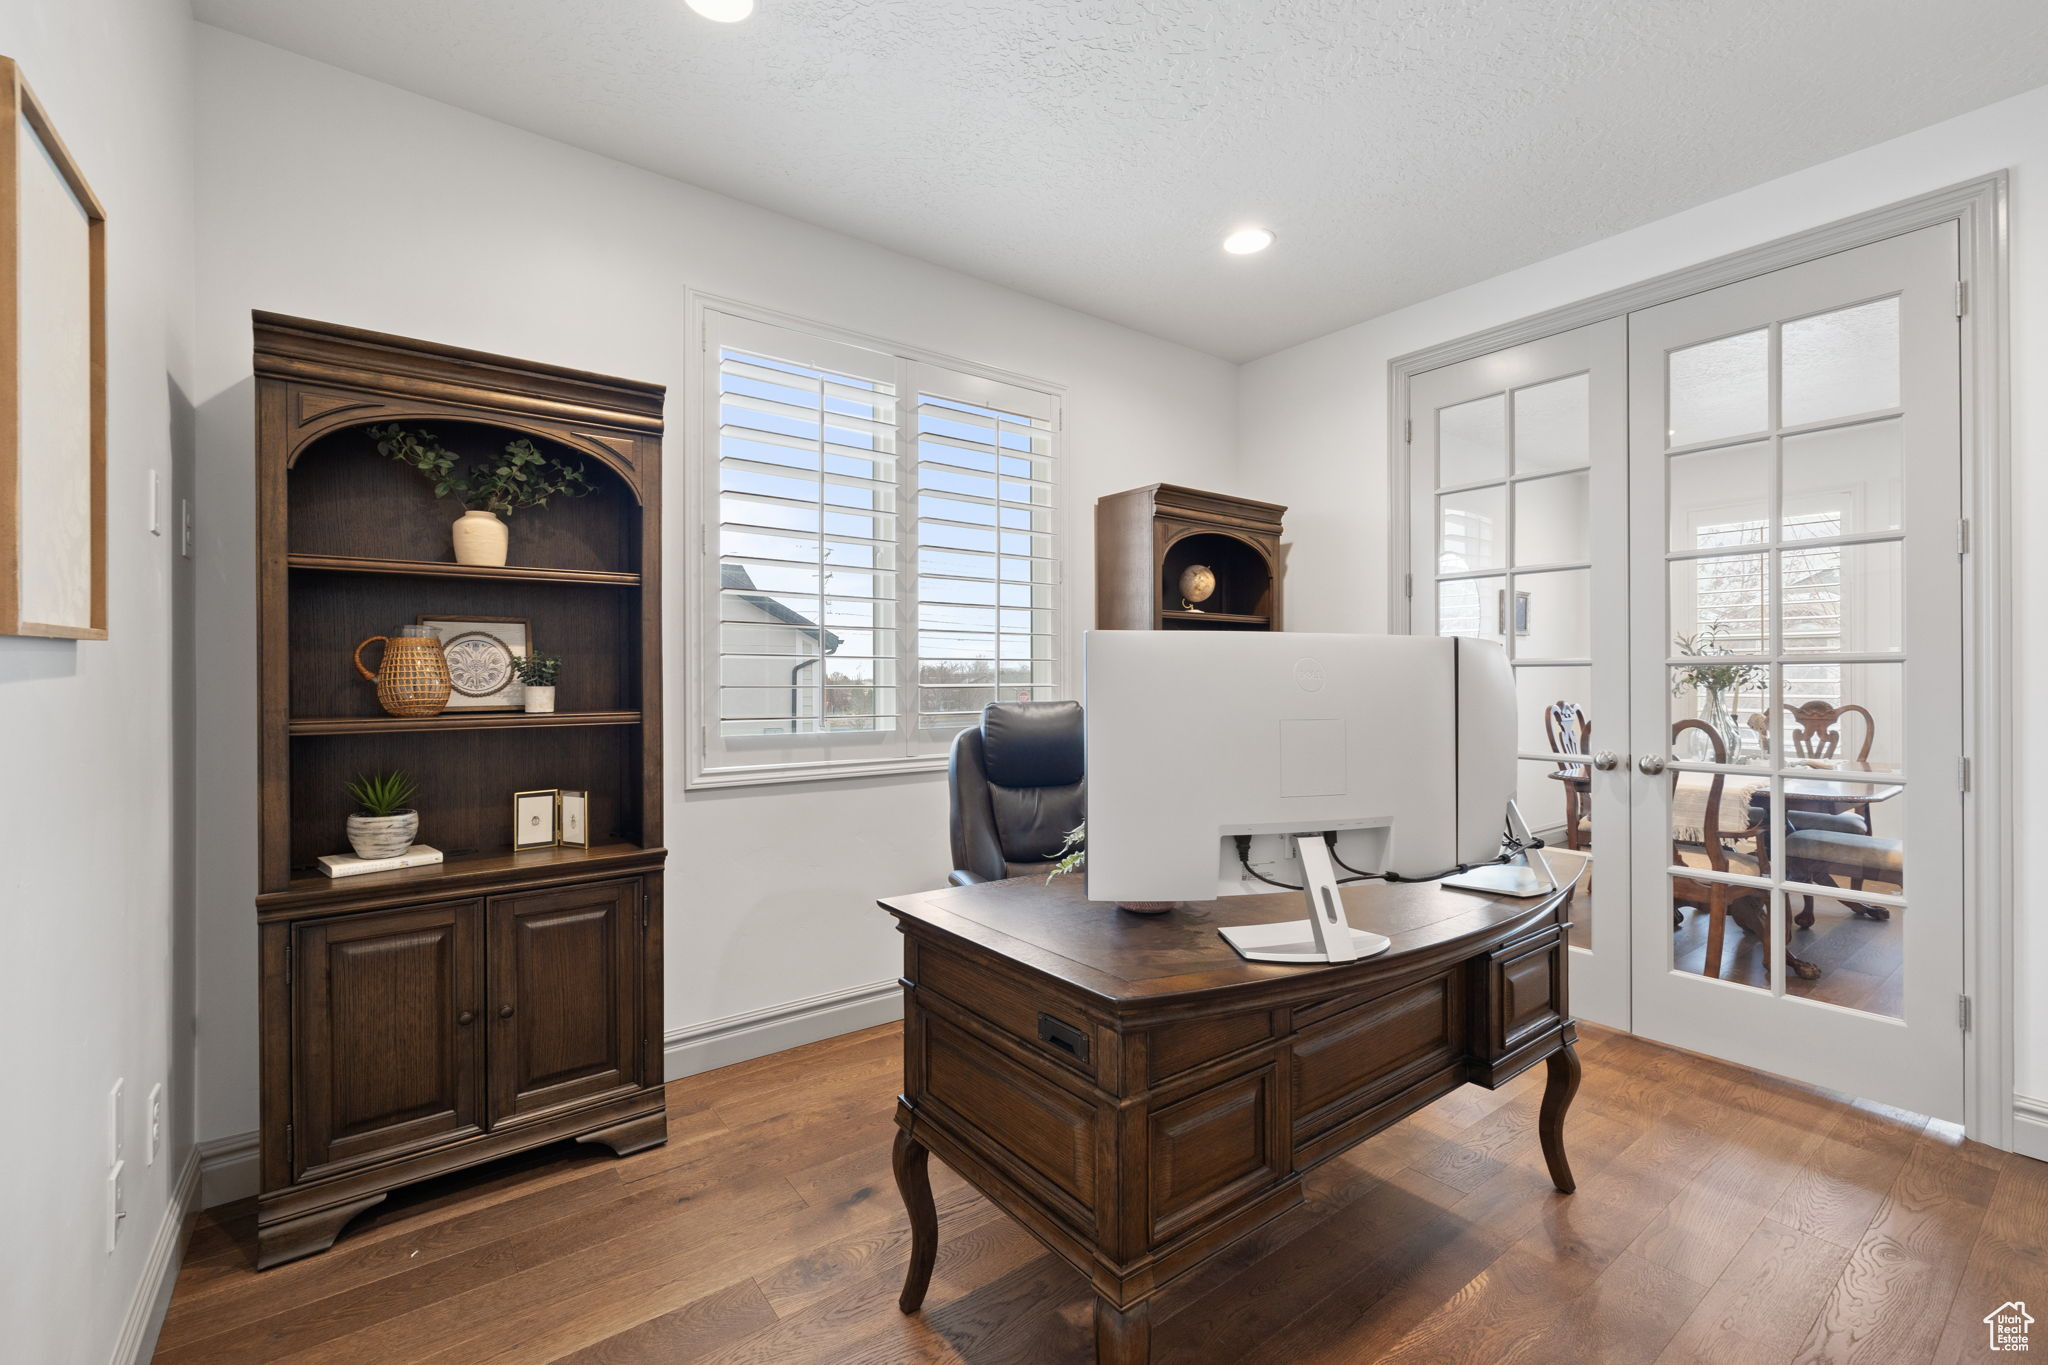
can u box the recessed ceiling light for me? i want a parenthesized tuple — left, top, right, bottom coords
(1222, 227, 1275, 255)
(686, 0, 755, 21)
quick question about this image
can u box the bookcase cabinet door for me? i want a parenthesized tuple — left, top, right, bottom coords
(292, 901, 486, 1180)
(487, 878, 644, 1123)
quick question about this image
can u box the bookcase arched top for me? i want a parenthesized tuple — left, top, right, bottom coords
(280, 400, 648, 505)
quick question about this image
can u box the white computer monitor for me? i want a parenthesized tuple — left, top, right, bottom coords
(1083, 631, 1540, 963)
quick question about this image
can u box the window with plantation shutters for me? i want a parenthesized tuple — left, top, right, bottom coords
(692, 304, 1062, 786)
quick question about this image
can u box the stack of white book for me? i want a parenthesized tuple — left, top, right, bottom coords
(317, 845, 445, 879)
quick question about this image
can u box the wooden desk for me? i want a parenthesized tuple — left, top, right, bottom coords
(880, 872, 1581, 1364)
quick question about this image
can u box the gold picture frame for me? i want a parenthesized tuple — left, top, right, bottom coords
(557, 790, 589, 848)
(512, 788, 559, 849)
(0, 57, 107, 640)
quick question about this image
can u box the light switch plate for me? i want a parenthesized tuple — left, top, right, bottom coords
(146, 1083, 163, 1166)
(107, 1160, 126, 1252)
(148, 471, 163, 536)
(180, 499, 193, 559)
(108, 1078, 123, 1166)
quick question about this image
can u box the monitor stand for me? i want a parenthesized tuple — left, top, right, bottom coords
(1219, 834, 1393, 964)
(1442, 800, 1559, 899)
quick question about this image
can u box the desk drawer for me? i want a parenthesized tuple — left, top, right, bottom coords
(917, 1013, 1099, 1225)
(1290, 974, 1465, 1141)
(1487, 927, 1565, 1057)
(916, 944, 1101, 1082)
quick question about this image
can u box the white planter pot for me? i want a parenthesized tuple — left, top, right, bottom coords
(523, 685, 557, 715)
(451, 509, 509, 566)
(346, 809, 419, 860)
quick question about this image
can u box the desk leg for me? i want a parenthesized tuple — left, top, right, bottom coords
(1095, 1297, 1151, 1365)
(893, 1127, 938, 1314)
(1540, 1037, 1582, 1194)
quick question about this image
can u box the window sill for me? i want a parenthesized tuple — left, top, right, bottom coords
(685, 752, 951, 790)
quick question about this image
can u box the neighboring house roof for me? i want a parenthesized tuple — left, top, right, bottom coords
(720, 563, 842, 652)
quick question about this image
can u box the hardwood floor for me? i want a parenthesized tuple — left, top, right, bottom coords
(156, 1022, 2044, 1363)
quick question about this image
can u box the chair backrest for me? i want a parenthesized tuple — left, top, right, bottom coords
(1545, 700, 1590, 775)
(1783, 700, 1875, 762)
(948, 701, 1086, 882)
(1671, 718, 1728, 873)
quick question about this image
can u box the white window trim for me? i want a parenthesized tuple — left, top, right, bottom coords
(684, 290, 1069, 789)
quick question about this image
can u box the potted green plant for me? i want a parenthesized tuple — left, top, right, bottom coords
(368, 424, 594, 567)
(344, 770, 420, 860)
(510, 652, 562, 714)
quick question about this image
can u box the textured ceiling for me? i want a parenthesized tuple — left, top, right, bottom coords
(193, 0, 2048, 361)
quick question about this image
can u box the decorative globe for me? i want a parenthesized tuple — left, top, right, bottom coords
(1177, 564, 1217, 605)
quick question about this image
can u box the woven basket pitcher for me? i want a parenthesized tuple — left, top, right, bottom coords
(353, 626, 452, 717)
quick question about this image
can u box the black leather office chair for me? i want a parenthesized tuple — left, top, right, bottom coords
(948, 701, 1086, 886)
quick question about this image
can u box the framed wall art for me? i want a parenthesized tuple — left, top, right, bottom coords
(417, 614, 529, 710)
(0, 58, 106, 640)
(512, 788, 558, 850)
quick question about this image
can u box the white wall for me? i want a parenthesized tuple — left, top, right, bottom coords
(1238, 86, 2048, 1105)
(0, 1, 195, 1360)
(190, 27, 1240, 1152)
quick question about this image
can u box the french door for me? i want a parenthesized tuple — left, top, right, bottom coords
(1407, 223, 1966, 1119)
(1407, 319, 1631, 1026)
(1628, 224, 1963, 1119)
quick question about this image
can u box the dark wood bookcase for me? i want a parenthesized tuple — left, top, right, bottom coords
(251, 314, 667, 1267)
(1094, 483, 1287, 631)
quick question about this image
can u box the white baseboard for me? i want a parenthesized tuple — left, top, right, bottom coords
(113, 1147, 200, 1365)
(2013, 1095, 2048, 1164)
(197, 1130, 259, 1209)
(664, 979, 902, 1080)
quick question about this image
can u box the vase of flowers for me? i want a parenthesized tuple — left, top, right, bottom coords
(1671, 625, 1764, 761)
(368, 424, 595, 567)
(511, 652, 561, 714)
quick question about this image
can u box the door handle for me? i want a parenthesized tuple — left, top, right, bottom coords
(1591, 751, 1620, 771)
(1637, 754, 1667, 776)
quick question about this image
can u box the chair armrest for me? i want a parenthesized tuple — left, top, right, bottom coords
(949, 869, 993, 887)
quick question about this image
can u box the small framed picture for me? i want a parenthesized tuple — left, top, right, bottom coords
(1496, 588, 1532, 637)
(418, 615, 530, 710)
(513, 789, 559, 849)
(557, 790, 589, 848)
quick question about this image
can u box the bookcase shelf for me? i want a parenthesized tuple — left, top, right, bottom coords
(287, 710, 642, 737)
(288, 552, 640, 587)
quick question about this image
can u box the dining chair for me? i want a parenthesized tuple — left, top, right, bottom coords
(1544, 700, 1592, 851)
(1783, 699, 1877, 833)
(1670, 719, 1773, 979)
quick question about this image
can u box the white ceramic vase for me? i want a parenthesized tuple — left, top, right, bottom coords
(346, 809, 419, 860)
(451, 509, 509, 566)
(523, 685, 557, 715)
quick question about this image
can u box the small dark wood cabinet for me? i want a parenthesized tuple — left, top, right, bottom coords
(1094, 483, 1286, 631)
(252, 315, 668, 1267)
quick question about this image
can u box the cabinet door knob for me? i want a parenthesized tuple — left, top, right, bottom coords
(457, 1010, 476, 1026)
(499, 1004, 516, 1019)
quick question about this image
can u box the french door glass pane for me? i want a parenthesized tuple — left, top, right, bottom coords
(1515, 665, 1593, 754)
(1670, 874, 1770, 992)
(1517, 568, 1591, 659)
(1781, 420, 1903, 536)
(1438, 486, 1506, 572)
(1670, 552, 1770, 657)
(1782, 539, 1903, 655)
(1512, 374, 1590, 474)
(1668, 441, 1767, 551)
(1514, 471, 1591, 565)
(1780, 660, 1901, 766)
(1438, 575, 1505, 643)
(1781, 298, 1899, 427)
(1520, 757, 1592, 948)
(1668, 664, 1770, 768)
(1668, 329, 1768, 446)
(1439, 393, 1507, 486)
